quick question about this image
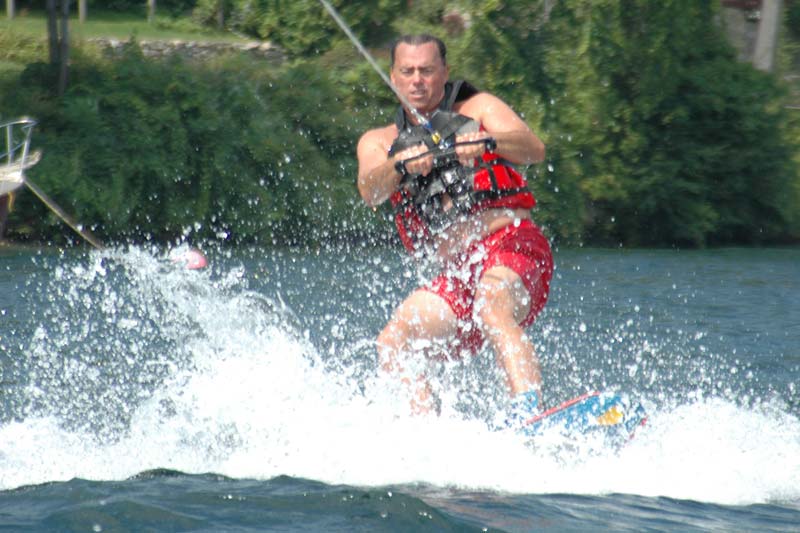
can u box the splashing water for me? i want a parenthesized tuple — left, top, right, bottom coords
(1, 246, 798, 507)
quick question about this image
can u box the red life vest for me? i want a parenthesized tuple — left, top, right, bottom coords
(389, 81, 536, 254)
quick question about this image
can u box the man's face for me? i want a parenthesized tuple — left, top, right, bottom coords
(390, 42, 449, 117)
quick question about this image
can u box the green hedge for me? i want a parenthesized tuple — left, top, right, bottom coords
(2, 43, 384, 245)
(533, 0, 798, 246)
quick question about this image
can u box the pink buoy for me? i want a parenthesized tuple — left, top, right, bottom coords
(172, 248, 208, 270)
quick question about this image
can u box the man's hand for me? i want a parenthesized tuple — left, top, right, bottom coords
(454, 130, 492, 165)
(395, 142, 434, 177)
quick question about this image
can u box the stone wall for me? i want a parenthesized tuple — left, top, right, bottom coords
(88, 37, 285, 64)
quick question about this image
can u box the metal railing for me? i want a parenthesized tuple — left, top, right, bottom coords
(1, 117, 40, 196)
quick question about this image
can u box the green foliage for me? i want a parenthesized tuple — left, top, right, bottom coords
(0, 41, 377, 245)
(0, 29, 47, 66)
(84, 0, 197, 15)
(788, 0, 800, 41)
(195, 0, 401, 58)
(536, 0, 797, 245)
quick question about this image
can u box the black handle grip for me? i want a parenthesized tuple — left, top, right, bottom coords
(396, 137, 497, 177)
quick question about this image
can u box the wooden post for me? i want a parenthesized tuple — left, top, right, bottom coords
(0, 193, 10, 240)
(6, 0, 14, 19)
(753, 0, 782, 72)
(46, 0, 59, 64)
(57, 0, 70, 96)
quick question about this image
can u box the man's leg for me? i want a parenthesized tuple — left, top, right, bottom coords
(377, 289, 458, 413)
(474, 265, 542, 398)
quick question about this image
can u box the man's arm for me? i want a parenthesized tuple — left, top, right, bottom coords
(357, 130, 401, 207)
(357, 127, 435, 207)
(456, 93, 545, 165)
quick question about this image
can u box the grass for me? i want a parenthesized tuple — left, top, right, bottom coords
(0, 8, 250, 43)
(0, 59, 26, 76)
(0, 8, 256, 84)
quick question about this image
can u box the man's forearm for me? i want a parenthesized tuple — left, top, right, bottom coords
(492, 130, 545, 165)
(358, 157, 402, 207)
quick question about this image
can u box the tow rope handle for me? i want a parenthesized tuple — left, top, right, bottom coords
(395, 137, 497, 179)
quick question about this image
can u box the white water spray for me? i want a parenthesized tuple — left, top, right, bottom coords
(1, 247, 798, 507)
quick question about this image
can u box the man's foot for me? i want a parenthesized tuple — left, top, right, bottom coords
(502, 389, 541, 432)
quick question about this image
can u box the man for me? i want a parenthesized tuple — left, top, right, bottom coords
(357, 34, 553, 423)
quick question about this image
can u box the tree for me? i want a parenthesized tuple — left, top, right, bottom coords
(148, 0, 155, 22)
(533, 0, 796, 246)
(6, 0, 14, 19)
(46, 0, 57, 63)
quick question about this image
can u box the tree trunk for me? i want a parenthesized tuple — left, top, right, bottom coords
(57, 0, 70, 96)
(216, 0, 224, 29)
(6, 0, 14, 19)
(753, 0, 782, 72)
(147, 0, 155, 23)
(46, 0, 59, 64)
(46, 0, 72, 95)
(79, 0, 86, 23)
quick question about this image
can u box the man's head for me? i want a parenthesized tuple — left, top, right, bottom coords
(390, 34, 449, 118)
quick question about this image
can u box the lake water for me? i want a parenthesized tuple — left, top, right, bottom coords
(1, 243, 798, 531)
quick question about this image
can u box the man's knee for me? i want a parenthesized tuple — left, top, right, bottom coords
(476, 283, 513, 327)
(475, 303, 510, 339)
(377, 319, 405, 367)
(476, 267, 531, 329)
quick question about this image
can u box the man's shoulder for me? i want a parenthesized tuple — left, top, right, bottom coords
(358, 123, 398, 146)
(455, 91, 511, 123)
(455, 91, 497, 111)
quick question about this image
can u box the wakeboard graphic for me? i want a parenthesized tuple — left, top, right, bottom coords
(521, 391, 647, 444)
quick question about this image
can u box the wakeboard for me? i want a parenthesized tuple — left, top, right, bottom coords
(520, 391, 647, 444)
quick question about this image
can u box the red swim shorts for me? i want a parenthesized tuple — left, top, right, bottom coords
(424, 218, 553, 355)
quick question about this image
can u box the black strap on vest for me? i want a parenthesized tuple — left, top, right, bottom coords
(389, 81, 479, 158)
(390, 112, 475, 160)
(393, 80, 479, 133)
